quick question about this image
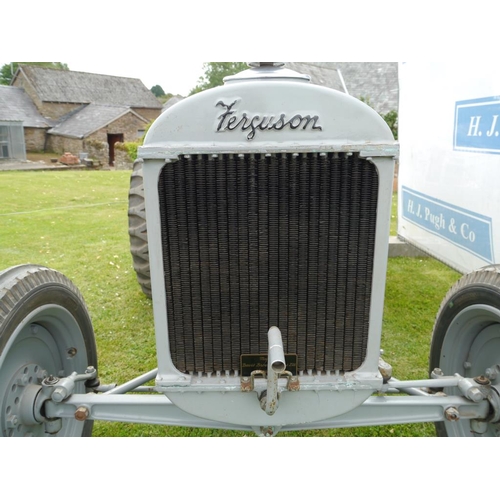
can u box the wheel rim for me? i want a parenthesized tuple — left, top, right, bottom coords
(440, 304, 500, 436)
(1, 304, 89, 437)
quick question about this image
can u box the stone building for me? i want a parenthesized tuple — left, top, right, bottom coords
(3, 65, 162, 166)
(286, 62, 399, 115)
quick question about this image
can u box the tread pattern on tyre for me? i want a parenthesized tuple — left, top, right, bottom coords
(128, 159, 152, 298)
(0, 265, 84, 332)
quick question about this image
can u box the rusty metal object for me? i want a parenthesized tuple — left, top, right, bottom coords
(74, 406, 90, 421)
(444, 407, 460, 421)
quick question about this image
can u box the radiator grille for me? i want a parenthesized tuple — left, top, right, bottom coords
(158, 152, 378, 375)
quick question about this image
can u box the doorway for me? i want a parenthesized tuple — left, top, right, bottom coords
(107, 133, 124, 166)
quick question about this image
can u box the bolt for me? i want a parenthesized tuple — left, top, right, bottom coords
(74, 406, 89, 421)
(467, 387, 484, 402)
(16, 375, 29, 387)
(475, 375, 491, 385)
(432, 368, 444, 377)
(485, 368, 496, 380)
(6, 415, 19, 428)
(44, 375, 59, 385)
(463, 361, 472, 370)
(261, 426, 274, 437)
(445, 407, 460, 421)
(51, 387, 67, 403)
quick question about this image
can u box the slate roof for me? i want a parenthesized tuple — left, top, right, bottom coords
(286, 62, 399, 115)
(47, 104, 149, 139)
(13, 65, 162, 109)
(0, 85, 51, 128)
(162, 95, 185, 112)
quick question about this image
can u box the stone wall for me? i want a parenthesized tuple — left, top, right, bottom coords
(46, 135, 84, 156)
(86, 112, 148, 143)
(132, 107, 161, 123)
(113, 146, 134, 170)
(24, 128, 47, 151)
(84, 139, 108, 166)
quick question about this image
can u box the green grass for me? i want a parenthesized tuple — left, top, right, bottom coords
(0, 171, 460, 437)
(391, 192, 398, 236)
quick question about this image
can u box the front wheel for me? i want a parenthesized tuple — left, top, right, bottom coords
(429, 265, 500, 437)
(0, 265, 98, 437)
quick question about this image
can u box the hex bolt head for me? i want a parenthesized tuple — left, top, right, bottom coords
(51, 387, 67, 403)
(7, 415, 19, 428)
(467, 387, 484, 402)
(445, 407, 460, 421)
(74, 406, 89, 421)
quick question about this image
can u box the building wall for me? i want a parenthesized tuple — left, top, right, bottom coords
(40, 102, 82, 120)
(46, 112, 145, 165)
(24, 127, 47, 151)
(12, 72, 44, 113)
(46, 135, 83, 155)
(131, 107, 161, 123)
(87, 112, 148, 143)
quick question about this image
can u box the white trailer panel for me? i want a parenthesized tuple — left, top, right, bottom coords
(398, 62, 499, 273)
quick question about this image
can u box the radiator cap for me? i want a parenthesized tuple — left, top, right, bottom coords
(224, 62, 311, 84)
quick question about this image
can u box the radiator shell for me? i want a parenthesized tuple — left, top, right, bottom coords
(139, 72, 397, 425)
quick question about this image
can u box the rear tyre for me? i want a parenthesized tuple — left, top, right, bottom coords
(0, 265, 98, 437)
(128, 159, 152, 298)
(429, 265, 500, 437)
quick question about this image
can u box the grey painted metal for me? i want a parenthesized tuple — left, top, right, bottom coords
(435, 303, 500, 436)
(137, 64, 398, 428)
(0, 305, 90, 436)
(44, 392, 490, 433)
(264, 327, 286, 416)
(104, 368, 158, 395)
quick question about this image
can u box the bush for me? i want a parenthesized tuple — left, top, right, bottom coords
(123, 142, 139, 161)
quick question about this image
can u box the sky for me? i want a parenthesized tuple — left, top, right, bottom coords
(4, 2, 494, 97)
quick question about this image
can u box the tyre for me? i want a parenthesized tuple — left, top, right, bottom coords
(0, 265, 98, 437)
(429, 265, 500, 437)
(128, 159, 152, 298)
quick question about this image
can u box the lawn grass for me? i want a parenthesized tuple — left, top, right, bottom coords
(0, 170, 461, 437)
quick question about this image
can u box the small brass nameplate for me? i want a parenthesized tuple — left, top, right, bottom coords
(240, 354, 298, 377)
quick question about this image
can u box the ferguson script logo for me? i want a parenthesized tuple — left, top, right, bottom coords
(216, 100, 322, 140)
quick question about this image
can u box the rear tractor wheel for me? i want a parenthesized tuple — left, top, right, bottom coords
(128, 159, 152, 298)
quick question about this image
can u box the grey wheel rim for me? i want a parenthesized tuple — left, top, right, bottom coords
(1, 304, 89, 437)
(439, 304, 500, 437)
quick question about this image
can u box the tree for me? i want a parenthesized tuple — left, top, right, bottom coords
(0, 62, 69, 85)
(359, 96, 398, 140)
(189, 62, 247, 95)
(150, 84, 166, 98)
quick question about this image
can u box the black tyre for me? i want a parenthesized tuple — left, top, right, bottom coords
(128, 159, 152, 298)
(0, 265, 98, 437)
(429, 265, 500, 437)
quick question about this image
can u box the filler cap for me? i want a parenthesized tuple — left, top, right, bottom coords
(223, 62, 311, 84)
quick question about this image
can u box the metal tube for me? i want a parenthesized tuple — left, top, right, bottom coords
(103, 368, 158, 395)
(46, 393, 490, 431)
(268, 326, 286, 374)
(265, 326, 286, 415)
(387, 378, 461, 390)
